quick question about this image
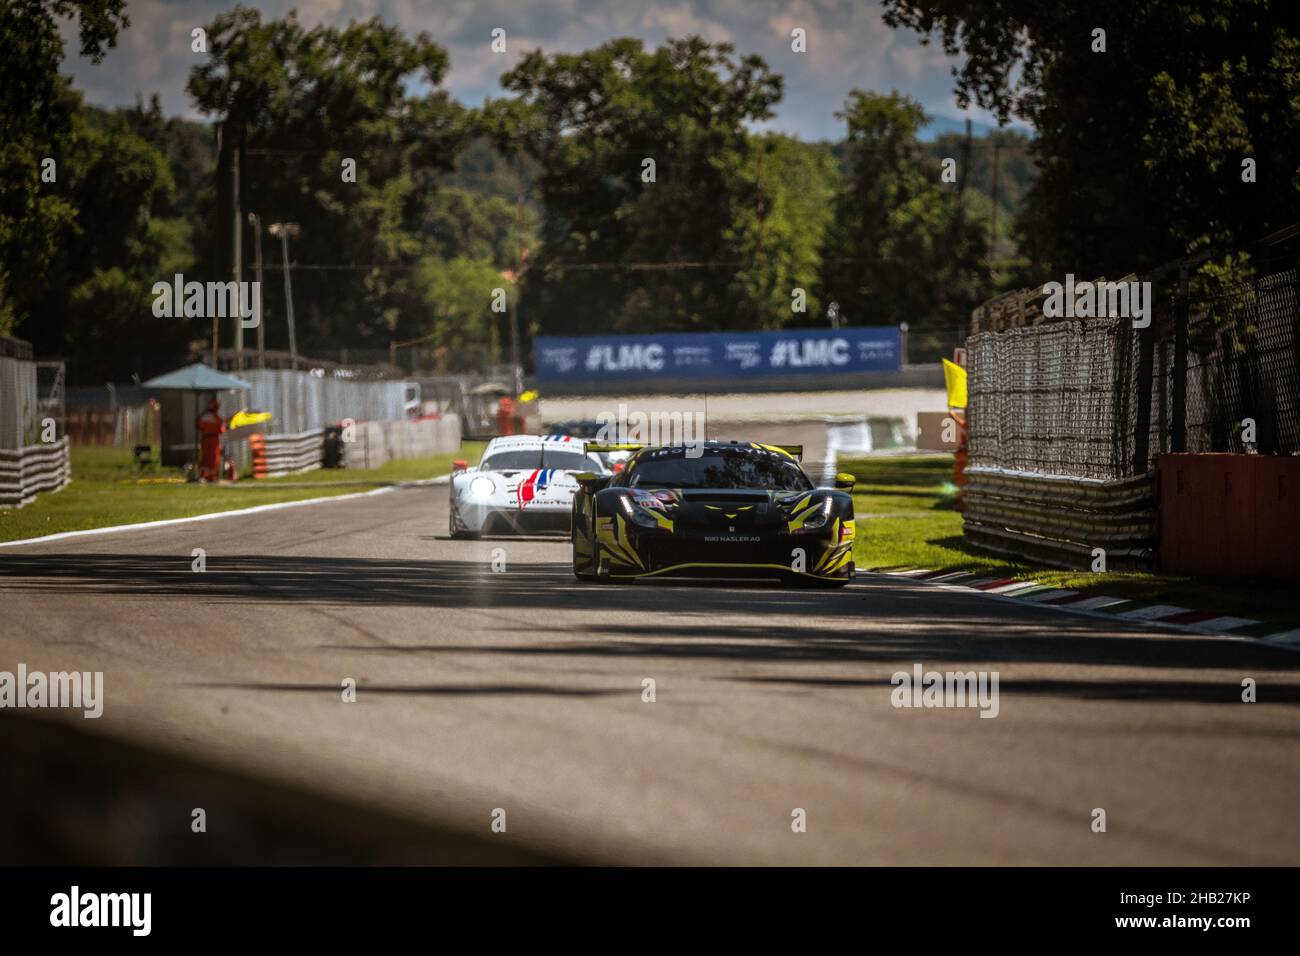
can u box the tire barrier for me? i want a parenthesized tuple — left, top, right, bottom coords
(247, 416, 462, 477)
(253, 429, 324, 478)
(962, 466, 1156, 571)
(0, 437, 71, 508)
(248, 434, 268, 479)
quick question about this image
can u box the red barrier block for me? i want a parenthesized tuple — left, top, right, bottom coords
(1254, 457, 1300, 584)
(1158, 453, 1300, 583)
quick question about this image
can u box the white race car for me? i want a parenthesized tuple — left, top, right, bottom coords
(448, 435, 610, 538)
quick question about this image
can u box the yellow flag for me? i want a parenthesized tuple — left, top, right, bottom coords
(942, 359, 968, 409)
(230, 410, 273, 429)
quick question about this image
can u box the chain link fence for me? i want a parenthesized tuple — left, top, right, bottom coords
(1177, 268, 1300, 457)
(967, 317, 1141, 480)
(963, 230, 1300, 569)
(969, 249, 1300, 481)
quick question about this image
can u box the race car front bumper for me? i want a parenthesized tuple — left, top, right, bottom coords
(594, 515, 855, 581)
(455, 500, 573, 535)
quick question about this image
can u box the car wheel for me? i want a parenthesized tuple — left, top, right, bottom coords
(573, 540, 596, 580)
(572, 499, 596, 580)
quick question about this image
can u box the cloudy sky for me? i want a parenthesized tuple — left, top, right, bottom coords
(60, 0, 1023, 141)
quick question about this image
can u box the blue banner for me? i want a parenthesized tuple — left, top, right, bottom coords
(533, 327, 901, 383)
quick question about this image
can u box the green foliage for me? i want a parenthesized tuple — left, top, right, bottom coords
(119, 95, 217, 226)
(818, 91, 987, 333)
(410, 257, 513, 371)
(441, 136, 543, 208)
(187, 5, 472, 353)
(882, 0, 1300, 276)
(730, 135, 840, 328)
(423, 188, 523, 268)
(483, 36, 784, 336)
(0, 0, 128, 335)
(18, 105, 195, 379)
(27, 1, 1297, 378)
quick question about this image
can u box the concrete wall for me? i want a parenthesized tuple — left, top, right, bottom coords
(342, 415, 461, 470)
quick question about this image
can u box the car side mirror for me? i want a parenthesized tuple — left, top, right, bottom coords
(576, 472, 607, 492)
(834, 472, 856, 491)
(452, 459, 468, 473)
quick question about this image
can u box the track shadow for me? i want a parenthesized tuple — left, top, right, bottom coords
(0, 712, 570, 865)
(3, 552, 1297, 675)
(188, 681, 620, 698)
(742, 674, 1300, 707)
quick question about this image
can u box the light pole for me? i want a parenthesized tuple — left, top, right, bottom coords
(510, 149, 526, 396)
(247, 213, 266, 370)
(268, 222, 300, 367)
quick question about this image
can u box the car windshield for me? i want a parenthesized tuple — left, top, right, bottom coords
(625, 449, 811, 491)
(549, 422, 603, 438)
(481, 449, 600, 472)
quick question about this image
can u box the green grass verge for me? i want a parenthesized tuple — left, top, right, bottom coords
(0, 441, 485, 544)
(841, 454, 1298, 629)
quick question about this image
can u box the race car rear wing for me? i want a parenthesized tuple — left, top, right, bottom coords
(586, 441, 804, 460)
(585, 443, 645, 453)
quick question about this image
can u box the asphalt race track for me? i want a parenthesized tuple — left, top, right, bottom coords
(2, 484, 1299, 865)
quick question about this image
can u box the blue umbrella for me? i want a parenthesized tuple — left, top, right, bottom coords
(142, 363, 252, 391)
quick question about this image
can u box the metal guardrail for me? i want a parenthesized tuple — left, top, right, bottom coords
(258, 429, 323, 477)
(962, 466, 1157, 571)
(0, 438, 71, 508)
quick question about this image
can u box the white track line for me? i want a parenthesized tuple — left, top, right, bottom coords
(0, 483, 413, 549)
(853, 572, 1300, 654)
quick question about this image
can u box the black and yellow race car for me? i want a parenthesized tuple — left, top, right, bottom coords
(571, 441, 857, 586)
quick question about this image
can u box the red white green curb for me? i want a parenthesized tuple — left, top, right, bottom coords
(869, 568, 1300, 647)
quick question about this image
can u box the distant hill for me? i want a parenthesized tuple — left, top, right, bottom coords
(919, 113, 1033, 142)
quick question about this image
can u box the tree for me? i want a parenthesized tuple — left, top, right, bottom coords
(187, 6, 471, 353)
(422, 188, 522, 268)
(817, 91, 987, 335)
(410, 257, 515, 372)
(0, 0, 129, 335)
(20, 106, 196, 381)
(882, 0, 1300, 276)
(483, 36, 783, 337)
(731, 134, 840, 328)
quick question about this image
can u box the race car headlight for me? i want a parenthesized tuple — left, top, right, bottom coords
(800, 497, 834, 531)
(468, 476, 496, 501)
(618, 495, 660, 529)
